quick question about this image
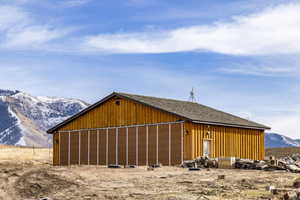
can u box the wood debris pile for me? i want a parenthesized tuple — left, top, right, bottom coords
(181, 156, 218, 169)
(235, 154, 300, 173)
(182, 154, 300, 173)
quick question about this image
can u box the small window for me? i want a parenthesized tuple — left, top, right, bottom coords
(115, 100, 120, 105)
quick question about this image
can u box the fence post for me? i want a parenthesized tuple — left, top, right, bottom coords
(136, 127, 138, 166)
(169, 124, 171, 166)
(146, 126, 148, 166)
(156, 125, 159, 165)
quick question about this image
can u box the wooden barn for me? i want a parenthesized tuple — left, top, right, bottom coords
(47, 92, 270, 166)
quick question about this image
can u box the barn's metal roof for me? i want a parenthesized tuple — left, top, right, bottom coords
(47, 92, 270, 133)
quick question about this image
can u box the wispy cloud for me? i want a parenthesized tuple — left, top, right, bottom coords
(125, 0, 160, 7)
(60, 0, 92, 7)
(82, 3, 300, 55)
(219, 64, 300, 77)
(0, 5, 72, 50)
(261, 114, 300, 138)
(218, 56, 300, 77)
(0, 6, 29, 30)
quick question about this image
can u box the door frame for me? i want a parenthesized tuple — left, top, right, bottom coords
(203, 139, 213, 157)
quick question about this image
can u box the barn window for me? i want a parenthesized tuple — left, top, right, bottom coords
(115, 100, 120, 105)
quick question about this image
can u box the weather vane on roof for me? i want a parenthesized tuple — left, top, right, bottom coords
(189, 88, 196, 102)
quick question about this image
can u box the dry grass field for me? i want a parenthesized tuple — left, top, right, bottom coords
(0, 146, 52, 164)
(0, 146, 299, 200)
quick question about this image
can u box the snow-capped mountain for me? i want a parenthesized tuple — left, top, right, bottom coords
(265, 132, 300, 148)
(0, 89, 89, 147)
(1, 89, 298, 149)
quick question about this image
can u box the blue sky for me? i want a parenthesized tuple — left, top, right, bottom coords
(0, 0, 300, 138)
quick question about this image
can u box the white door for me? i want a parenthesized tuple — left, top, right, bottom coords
(203, 140, 211, 157)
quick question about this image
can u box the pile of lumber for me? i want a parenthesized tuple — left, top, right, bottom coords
(182, 154, 300, 173)
(181, 156, 218, 169)
(235, 154, 300, 173)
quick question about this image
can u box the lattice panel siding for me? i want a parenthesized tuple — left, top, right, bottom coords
(89, 130, 98, 165)
(158, 124, 170, 166)
(171, 123, 182, 165)
(127, 127, 137, 165)
(57, 122, 184, 166)
(98, 129, 107, 165)
(70, 132, 79, 165)
(138, 126, 147, 166)
(59, 132, 68, 165)
(118, 128, 126, 166)
(108, 129, 116, 165)
(148, 125, 157, 165)
(80, 131, 89, 165)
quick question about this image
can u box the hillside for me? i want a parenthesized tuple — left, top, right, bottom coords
(0, 89, 88, 147)
(0, 88, 298, 149)
(265, 132, 300, 148)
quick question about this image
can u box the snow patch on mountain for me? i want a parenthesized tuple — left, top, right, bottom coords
(0, 89, 89, 147)
(265, 132, 300, 148)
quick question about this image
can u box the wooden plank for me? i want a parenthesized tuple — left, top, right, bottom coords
(59, 132, 68, 165)
(171, 123, 182, 165)
(59, 97, 180, 131)
(89, 130, 98, 165)
(108, 129, 116, 165)
(158, 124, 169, 166)
(53, 133, 59, 165)
(127, 127, 136, 165)
(148, 125, 157, 165)
(98, 129, 107, 165)
(118, 128, 126, 165)
(70, 131, 79, 165)
(80, 130, 89, 165)
(138, 126, 147, 165)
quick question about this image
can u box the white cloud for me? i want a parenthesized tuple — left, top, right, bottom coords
(219, 64, 300, 77)
(4, 26, 71, 48)
(263, 115, 300, 139)
(0, 5, 71, 50)
(237, 103, 300, 138)
(82, 3, 300, 55)
(0, 6, 29, 30)
(60, 0, 91, 7)
(219, 55, 300, 77)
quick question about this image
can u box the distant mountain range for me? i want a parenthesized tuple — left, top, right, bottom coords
(265, 132, 300, 148)
(0, 89, 298, 149)
(0, 89, 88, 147)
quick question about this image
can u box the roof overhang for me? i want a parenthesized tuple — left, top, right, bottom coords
(47, 92, 271, 134)
(47, 92, 117, 134)
(47, 92, 190, 134)
(192, 120, 271, 130)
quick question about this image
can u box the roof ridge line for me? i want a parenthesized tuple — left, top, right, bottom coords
(116, 92, 198, 104)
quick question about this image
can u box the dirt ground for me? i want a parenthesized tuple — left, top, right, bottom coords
(0, 147, 299, 200)
(1, 163, 300, 200)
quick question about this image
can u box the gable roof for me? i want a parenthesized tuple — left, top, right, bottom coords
(47, 92, 270, 133)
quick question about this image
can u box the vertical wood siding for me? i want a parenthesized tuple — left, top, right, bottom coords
(98, 129, 107, 165)
(59, 97, 180, 131)
(127, 127, 137, 165)
(52, 96, 265, 165)
(53, 133, 59, 165)
(184, 122, 265, 160)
